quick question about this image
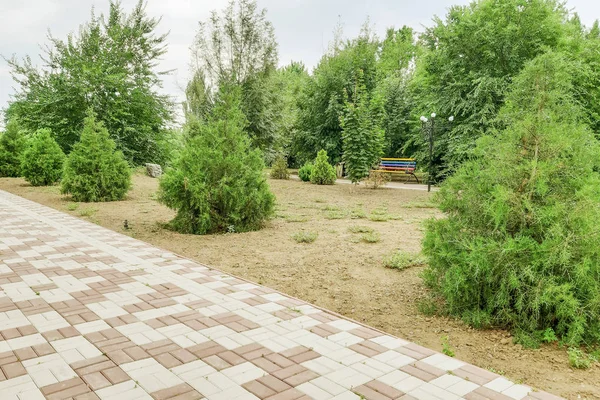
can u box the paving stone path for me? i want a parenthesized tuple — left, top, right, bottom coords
(0, 190, 562, 400)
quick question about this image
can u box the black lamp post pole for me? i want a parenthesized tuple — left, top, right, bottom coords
(428, 116, 434, 193)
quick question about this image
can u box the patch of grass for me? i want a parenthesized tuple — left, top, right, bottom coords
(314, 198, 327, 203)
(441, 336, 455, 357)
(323, 204, 341, 211)
(360, 232, 380, 243)
(368, 207, 391, 222)
(66, 202, 79, 211)
(78, 207, 98, 218)
(324, 210, 346, 220)
(383, 251, 426, 270)
(568, 348, 593, 369)
(292, 231, 318, 243)
(348, 225, 374, 234)
(350, 208, 366, 219)
(286, 215, 309, 223)
(403, 201, 437, 209)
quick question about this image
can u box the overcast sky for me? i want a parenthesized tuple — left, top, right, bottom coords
(0, 0, 598, 120)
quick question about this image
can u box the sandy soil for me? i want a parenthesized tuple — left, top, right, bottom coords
(0, 173, 598, 399)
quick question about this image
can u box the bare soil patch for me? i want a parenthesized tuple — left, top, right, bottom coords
(0, 173, 597, 399)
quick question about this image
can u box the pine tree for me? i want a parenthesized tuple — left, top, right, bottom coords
(159, 84, 274, 234)
(422, 52, 600, 347)
(0, 119, 27, 177)
(20, 129, 65, 186)
(310, 150, 337, 185)
(340, 71, 385, 183)
(61, 111, 131, 202)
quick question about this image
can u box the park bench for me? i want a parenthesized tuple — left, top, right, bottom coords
(373, 158, 419, 183)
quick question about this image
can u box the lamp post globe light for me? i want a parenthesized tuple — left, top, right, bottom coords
(420, 113, 454, 192)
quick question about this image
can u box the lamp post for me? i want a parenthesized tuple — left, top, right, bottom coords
(420, 114, 454, 192)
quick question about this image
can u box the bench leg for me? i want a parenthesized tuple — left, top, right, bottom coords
(410, 173, 419, 184)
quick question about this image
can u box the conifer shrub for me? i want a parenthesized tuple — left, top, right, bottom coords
(310, 150, 337, 185)
(422, 52, 600, 347)
(298, 162, 313, 182)
(270, 155, 290, 179)
(158, 85, 274, 234)
(61, 111, 131, 202)
(20, 129, 65, 186)
(0, 119, 27, 177)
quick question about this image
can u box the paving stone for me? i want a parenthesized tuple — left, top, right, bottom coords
(0, 190, 564, 400)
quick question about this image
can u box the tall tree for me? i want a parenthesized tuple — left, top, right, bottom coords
(0, 119, 27, 177)
(411, 0, 573, 180)
(422, 52, 600, 347)
(191, 0, 279, 151)
(5, 1, 173, 165)
(295, 24, 379, 165)
(340, 71, 385, 183)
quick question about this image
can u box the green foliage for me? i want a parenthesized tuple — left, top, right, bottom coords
(292, 231, 318, 243)
(383, 251, 426, 270)
(20, 129, 65, 186)
(360, 232, 380, 243)
(0, 119, 27, 177)
(6, 1, 173, 165)
(310, 150, 337, 185)
(158, 84, 275, 234)
(568, 348, 592, 369)
(61, 111, 131, 202)
(340, 71, 385, 183)
(422, 52, 600, 347)
(441, 336, 455, 357)
(295, 25, 379, 164)
(411, 0, 575, 180)
(298, 162, 313, 182)
(192, 0, 280, 153)
(270, 155, 289, 179)
(348, 225, 374, 234)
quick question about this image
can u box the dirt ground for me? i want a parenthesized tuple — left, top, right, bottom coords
(0, 173, 598, 399)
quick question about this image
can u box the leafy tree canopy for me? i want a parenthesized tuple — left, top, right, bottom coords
(5, 0, 173, 165)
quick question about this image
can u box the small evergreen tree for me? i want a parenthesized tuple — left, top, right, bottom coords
(159, 84, 274, 234)
(270, 155, 290, 179)
(20, 129, 65, 186)
(298, 161, 313, 182)
(61, 111, 131, 202)
(422, 52, 600, 347)
(0, 119, 27, 177)
(340, 71, 385, 183)
(310, 150, 337, 185)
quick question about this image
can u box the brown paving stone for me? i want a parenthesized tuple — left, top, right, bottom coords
(189, 341, 227, 359)
(203, 354, 232, 370)
(32, 343, 56, 356)
(465, 387, 514, 400)
(283, 369, 318, 386)
(74, 393, 101, 400)
(42, 377, 92, 400)
(17, 324, 38, 336)
(365, 380, 405, 399)
(156, 353, 184, 368)
(218, 350, 245, 366)
(400, 363, 441, 382)
(13, 347, 37, 361)
(106, 349, 134, 365)
(82, 371, 111, 390)
(251, 357, 281, 373)
(151, 383, 202, 400)
(43, 330, 65, 342)
(354, 384, 394, 400)
(143, 340, 181, 357)
(257, 375, 292, 393)
(0, 328, 22, 340)
(350, 340, 388, 357)
(101, 366, 130, 384)
(452, 364, 498, 386)
(1, 361, 26, 379)
(243, 379, 277, 399)
(0, 351, 18, 366)
(71, 356, 115, 375)
(264, 388, 306, 400)
(123, 345, 151, 361)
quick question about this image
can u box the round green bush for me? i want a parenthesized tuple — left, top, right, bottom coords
(159, 85, 274, 234)
(270, 155, 290, 179)
(20, 128, 65, 186)
(310, 149, 337, 185)
(61, 111, 131, 202)
(298, 162, 313, 182)
(0, 119, 27, 177)
(422, 53, 600, 347)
